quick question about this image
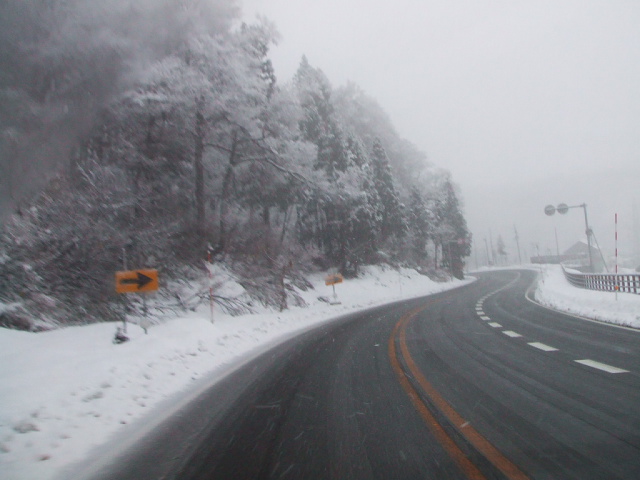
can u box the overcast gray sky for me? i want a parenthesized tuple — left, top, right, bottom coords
(242, 0, 640, 267)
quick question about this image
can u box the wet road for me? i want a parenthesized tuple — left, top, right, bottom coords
(74, 270, 640, 479)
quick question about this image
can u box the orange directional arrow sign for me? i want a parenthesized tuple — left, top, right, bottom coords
(325, 273, 343, 286)
(116, 269, 159, 293)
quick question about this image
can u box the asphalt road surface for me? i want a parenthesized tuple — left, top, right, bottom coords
(73, 269, 640, 480)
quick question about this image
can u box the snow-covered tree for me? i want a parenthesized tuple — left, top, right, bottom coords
(408, 187, 432, 265)
(0, 0, 241, 221)
(0, 15, 472, 329)
(431, 175, 471, 278)
(370, 139, 405, 242)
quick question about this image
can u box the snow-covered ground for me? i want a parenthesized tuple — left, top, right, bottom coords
(1, 264, 638, 480)
(534, 264, 640, 328)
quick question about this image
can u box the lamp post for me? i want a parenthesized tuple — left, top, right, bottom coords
(544, 202, 594, 272)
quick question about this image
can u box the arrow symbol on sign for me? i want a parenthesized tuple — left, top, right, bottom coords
(119, 272, 153, 290)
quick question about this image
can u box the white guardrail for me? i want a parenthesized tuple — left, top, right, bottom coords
(561, 265, 640, 295)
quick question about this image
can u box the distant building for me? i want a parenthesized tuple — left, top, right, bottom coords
(530, 240, 604, 272)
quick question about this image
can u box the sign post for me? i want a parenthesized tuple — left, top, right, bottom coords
(325, 273, 343, 304)
(115, 269, 159, 335)
(544, 202, 596, 272)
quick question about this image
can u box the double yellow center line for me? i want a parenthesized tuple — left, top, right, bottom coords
(388, 303, 530, 480)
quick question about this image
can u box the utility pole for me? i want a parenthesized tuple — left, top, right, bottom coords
(474, 240, 479, 270)
(483, 237, 490, 266)
(514, 225, 522, 264)
(489, 230, 496, 266)
(582, 204, 594, 272)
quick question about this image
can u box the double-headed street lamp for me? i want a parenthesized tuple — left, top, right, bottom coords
(544, 202, 594, 272)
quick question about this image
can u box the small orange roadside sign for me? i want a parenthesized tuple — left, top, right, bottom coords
(116, 269, 159, 293)
(325, 273, 343, 286)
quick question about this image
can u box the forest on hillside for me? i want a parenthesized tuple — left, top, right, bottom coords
(0, 0, 470, 331)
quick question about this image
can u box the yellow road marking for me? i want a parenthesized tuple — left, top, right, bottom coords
(389, 304, 530, 480)
(388, 306, 486, 479)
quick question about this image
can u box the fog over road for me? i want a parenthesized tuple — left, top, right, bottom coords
(73, 270, 640, 480)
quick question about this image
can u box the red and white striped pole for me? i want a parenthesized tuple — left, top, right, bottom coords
(615, 213, 619, 300)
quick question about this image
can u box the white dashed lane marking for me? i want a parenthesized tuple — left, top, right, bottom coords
(503, 330, 522, 338)
(475, 277, 634, 376)
(575, 359, 629, 374)
(528, 342, 558, 352)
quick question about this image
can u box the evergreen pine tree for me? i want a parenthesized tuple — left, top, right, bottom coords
(370, 139, 404, 241)
(435, 176, 471, 278)
(293, 56, 333, 144)
(408, 187, 430, 264)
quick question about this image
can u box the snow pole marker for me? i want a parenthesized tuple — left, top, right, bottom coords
(207, 247, 214, 324)
(615, 213, 619, 301)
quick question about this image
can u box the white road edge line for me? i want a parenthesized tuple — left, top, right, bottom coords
(503, 330, 522, 338)
(528, 342, 558, 352)
(488, 322, 502, 328)
(575, 359, 629, 374)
